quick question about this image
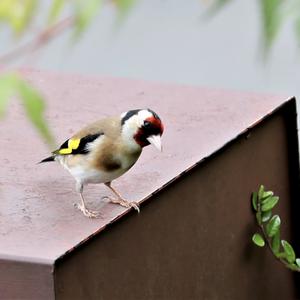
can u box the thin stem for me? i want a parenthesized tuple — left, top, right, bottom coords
(0, 16, 75, 65)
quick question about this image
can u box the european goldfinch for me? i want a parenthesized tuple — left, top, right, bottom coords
(40, 109, 164, 218)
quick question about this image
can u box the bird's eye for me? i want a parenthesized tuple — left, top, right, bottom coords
(143, 121, 151, 128)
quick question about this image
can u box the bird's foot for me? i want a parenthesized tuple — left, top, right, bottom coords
(103, 196, 140, 213)
(74, 203, 101, 218)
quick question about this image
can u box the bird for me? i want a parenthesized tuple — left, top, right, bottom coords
(40, 108, 164, 218)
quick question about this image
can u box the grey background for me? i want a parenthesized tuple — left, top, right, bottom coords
(2, 0, 300, 98)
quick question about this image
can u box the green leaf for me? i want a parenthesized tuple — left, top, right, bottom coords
(73, 0, 103, 37)
(1, 0, 38, 34)
(0, 74, 17, 117)
(16, 79, 55, 146)
(261, 196, 279, 212)
(260, 0, 282, 52)
(48, 0, 65, 24)
(252, 192, 258, 211)
(296, 258, 300, 267)
(281, 240, 296, 263)
(288, 264, 300, 271)
(258, 185, 265, 201)
(252, 233, 265, 247)
(0, 73, 54, 147)
(262, 210, 272, 222)
(266, 215, 281, 237)
(205, 0, 233, 18)
(271, 230, 280, 255)
(262, 191, 273, 200)
(113, 0, 136, 20)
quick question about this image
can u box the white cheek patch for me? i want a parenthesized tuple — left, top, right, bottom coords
(137, 110, 152, 125)
(120, 109, 153, 150)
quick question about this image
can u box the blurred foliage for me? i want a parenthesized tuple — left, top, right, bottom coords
(210, 0, 300, 53)
(0, 73, 55, 146)
(0, 0, 38, 34)
(0, 0, 298, 146)
(0, 0, 137, 35)
(0, 0, 136, 146)
(251, 185, 300, 272)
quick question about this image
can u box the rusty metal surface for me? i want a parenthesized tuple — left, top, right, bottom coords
(0, 68, 293, 264)
(55, 104, 299, 299)
(0, 255, 54, 299)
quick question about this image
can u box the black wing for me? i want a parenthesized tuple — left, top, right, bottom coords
(53, 133, 103, 155)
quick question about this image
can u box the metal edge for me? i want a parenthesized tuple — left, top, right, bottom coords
(0, 253, 54, 266)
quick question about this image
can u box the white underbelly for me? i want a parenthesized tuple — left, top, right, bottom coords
(56, 156, 126, 184)
(69, 166, 126, 184)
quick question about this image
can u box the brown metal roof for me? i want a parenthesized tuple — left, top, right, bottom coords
(0, 69, 291, 263)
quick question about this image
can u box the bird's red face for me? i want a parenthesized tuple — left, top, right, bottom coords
(134, 112, 164, 150)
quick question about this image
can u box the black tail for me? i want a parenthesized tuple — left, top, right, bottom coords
(39, 156, 55, 164)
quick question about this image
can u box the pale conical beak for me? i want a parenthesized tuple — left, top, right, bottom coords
(147, 135, 162, 152)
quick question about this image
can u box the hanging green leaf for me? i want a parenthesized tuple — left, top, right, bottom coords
(252, 233, 265, 247)
(205, 0, 233, 18)
(281, 240, 296, 263)
(16, 79, 55, 146)
(48, 0, 66, 24)
(0, 74, 17, 117)
(260, 0, 282, 52)
(0, 0, 38, 34)
(73, 0, 103, 37)
(261, 196, 279, 212)
(266, 215, 281, 237)
(0, 73, 54, 146)
(251, 186, 300, 272)
(258, 185, 265, 201)
(252, 192, 258, 211)
(113, 0, 136, 20)
(261, 210, 272, 222)
(271, 230, 280, 255)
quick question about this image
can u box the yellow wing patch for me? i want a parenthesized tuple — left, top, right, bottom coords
(57, 138, 81, 155)
(54, 133, 103, 156)
(68, 138, 80, 150)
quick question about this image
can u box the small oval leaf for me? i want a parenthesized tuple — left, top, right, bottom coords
(271, 230, 280, 255)
(258, 185, 265, 201)
(261, 196, 279, 212)
(296, 258, 300, 268)
(266, 215, 281, 237)
(262, 191, 274, 200)
(262, 210, 272, 222)
(252, 192, 258, 211)
(252, 233, 265, 247)
(281, 240, 296, 263)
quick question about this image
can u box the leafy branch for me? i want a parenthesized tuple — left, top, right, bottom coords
(0, 16, 74, 65)
(252, 185, 300, 272)
(0, 0, 136, 147)
(209, 0, 300, 55)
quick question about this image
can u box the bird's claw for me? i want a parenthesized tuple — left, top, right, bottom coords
(128, 201, 140, 213)
(74, 203, 101, 218)
(107, 197, 140, 213)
